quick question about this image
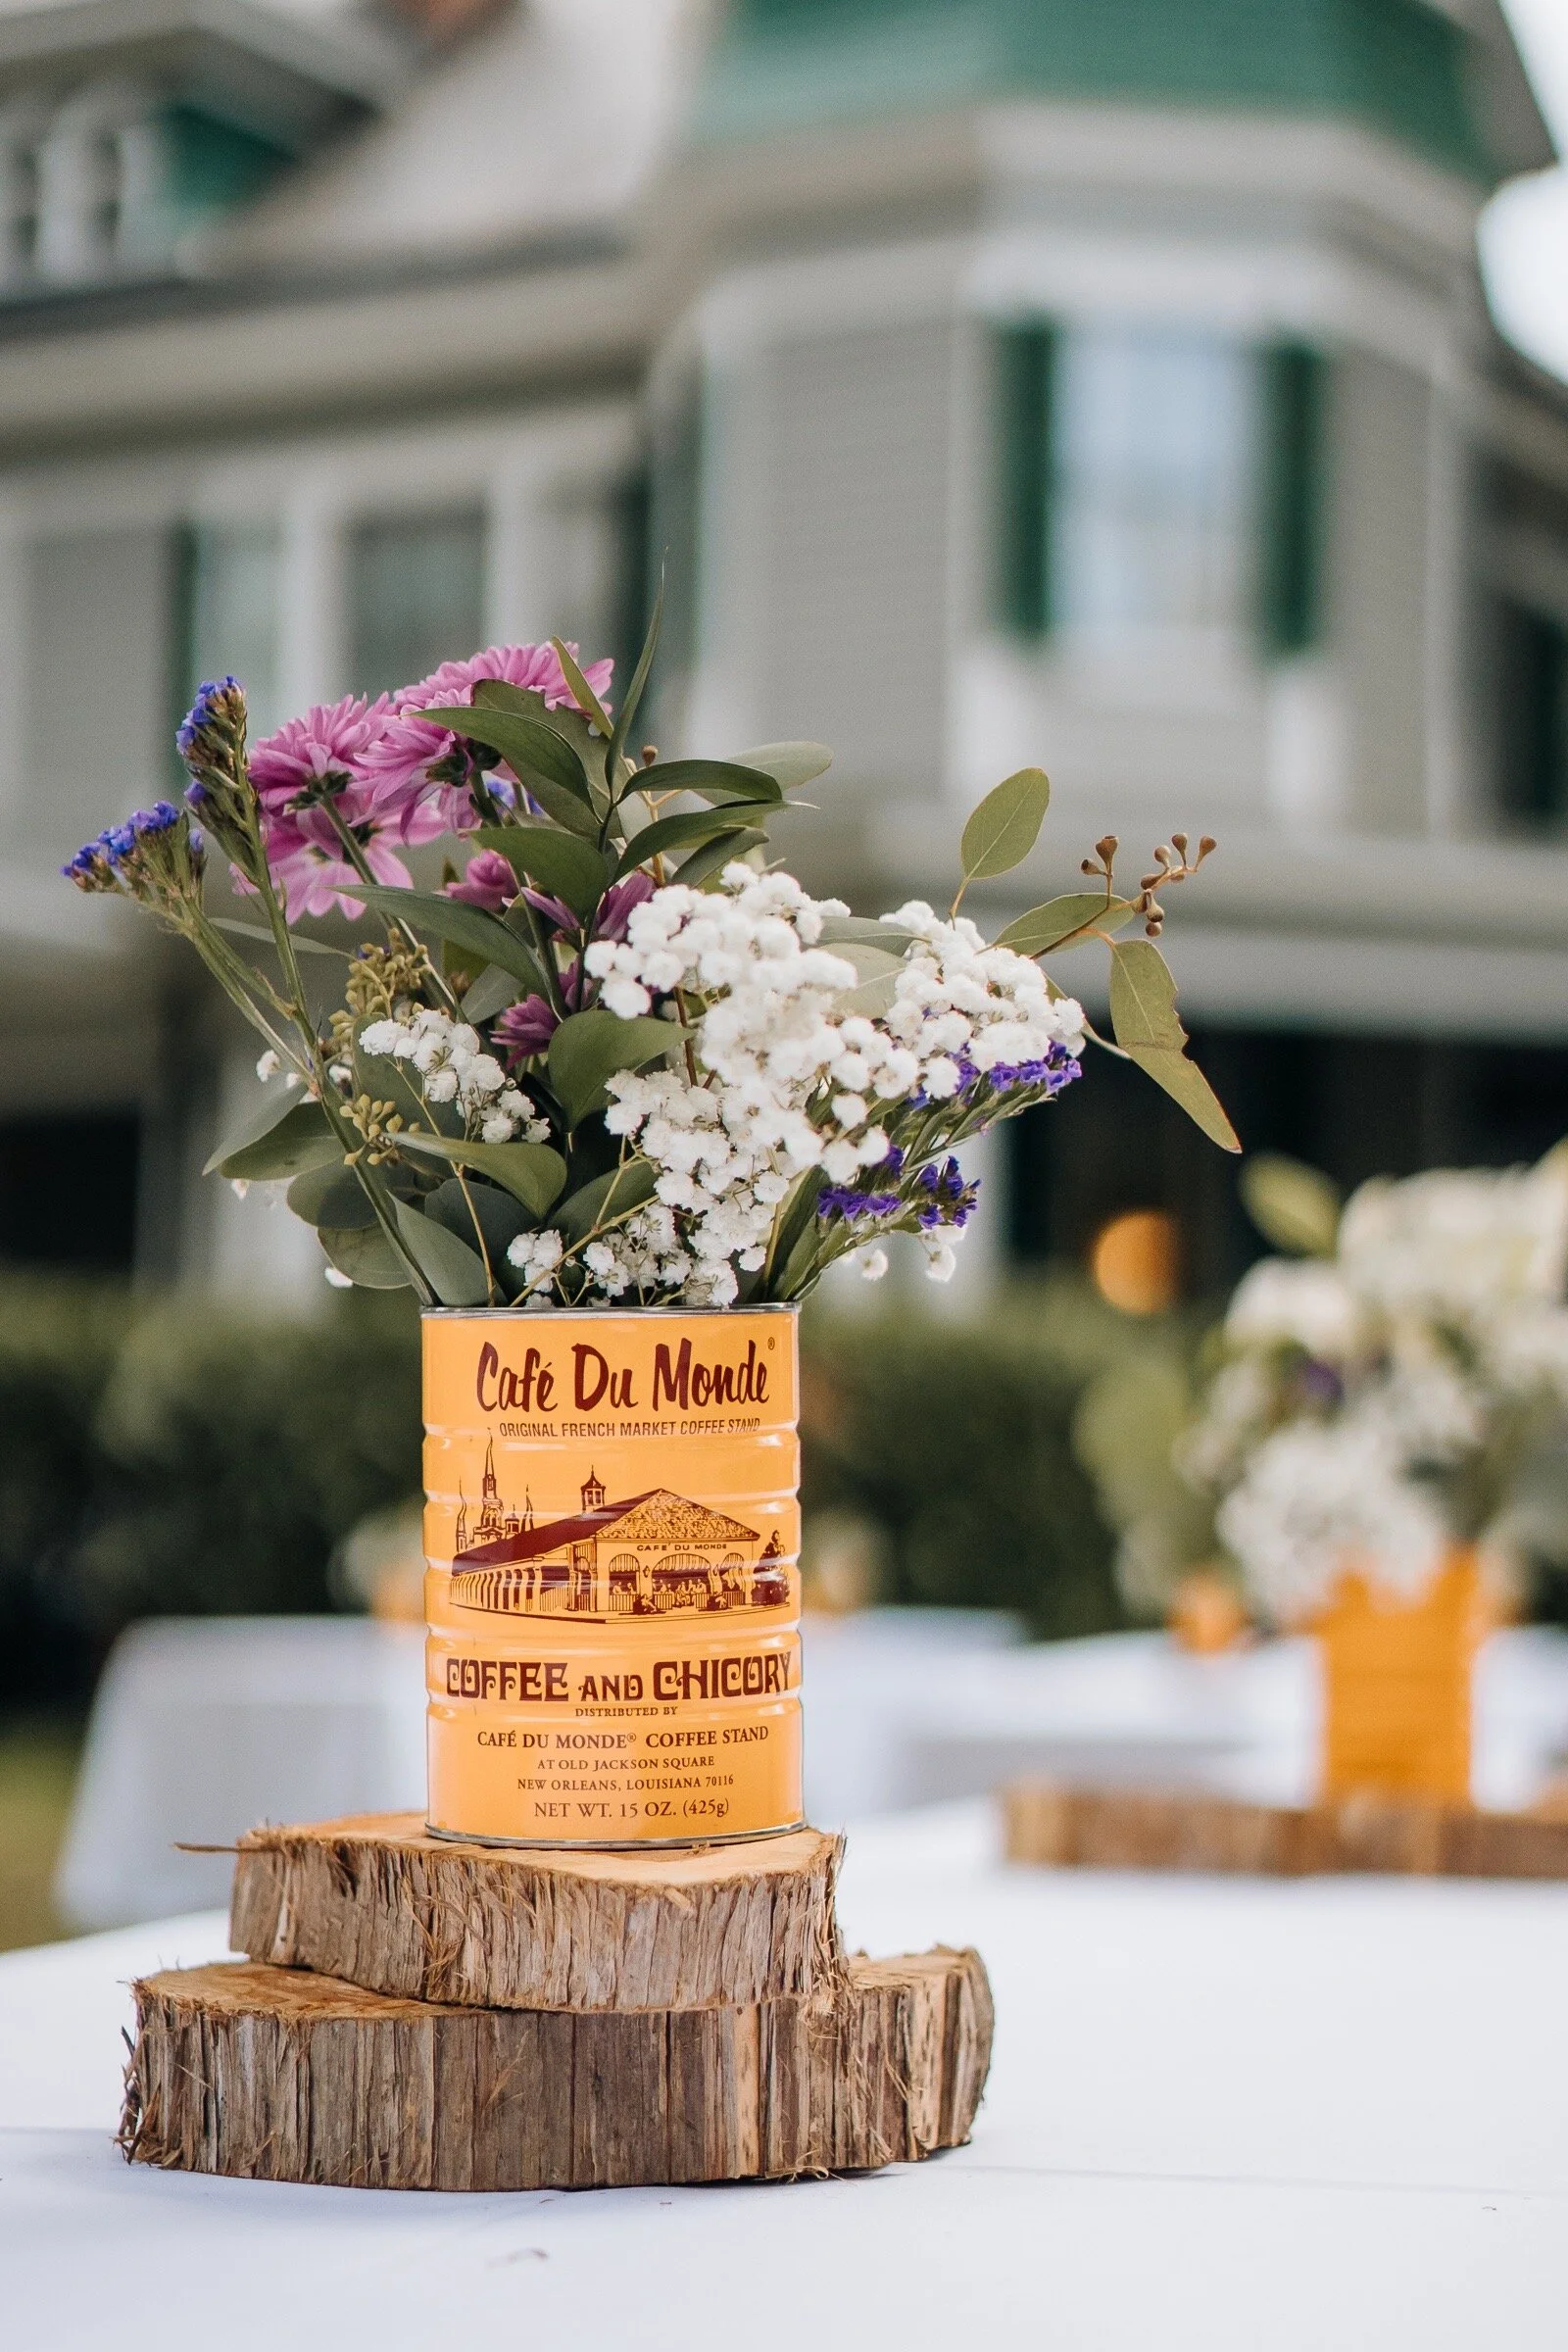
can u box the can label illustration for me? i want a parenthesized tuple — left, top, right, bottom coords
(421, 1305, 803, 1846)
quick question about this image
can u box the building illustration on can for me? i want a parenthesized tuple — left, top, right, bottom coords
(451, 1449, 790, 1619)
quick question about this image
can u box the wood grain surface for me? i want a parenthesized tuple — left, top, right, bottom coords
(230, 1814, 845, 2013)
(1004, 1780, 1568, 1879)
(121, 1948, 994, 2190)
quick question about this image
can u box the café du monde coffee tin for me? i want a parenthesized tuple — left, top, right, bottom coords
(421, 1305, 803, 1846)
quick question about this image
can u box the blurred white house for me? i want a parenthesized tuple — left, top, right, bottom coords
(2, 0, 1567, 1298)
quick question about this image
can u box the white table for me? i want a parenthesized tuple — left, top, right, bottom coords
(6, 1800, 1568, 2351)
(56, 1618, 428, 1929)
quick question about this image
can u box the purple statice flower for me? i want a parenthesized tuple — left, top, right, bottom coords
(361, 643, 615, 842)
(818, 1184, 904, 1221)
(818, 1148, 906, 1222)
(445, 849, 517, 911)
(62, 836, 118, 891)
(914, 1156, 979, 1232)
(64, 801, 196, 896)
(493, 995, 560, 1063)
(983, 1043, 1082, 1099)
(176, 676, 241, 761)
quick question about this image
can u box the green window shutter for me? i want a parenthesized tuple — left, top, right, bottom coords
(994, 320, 1055, 638)
(649, 373, 705, 680)
(1258, 343, 1327, 657)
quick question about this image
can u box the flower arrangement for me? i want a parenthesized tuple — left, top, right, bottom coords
(1187, 1150, 1568, 1622)
(66, 608, 1236, 1312)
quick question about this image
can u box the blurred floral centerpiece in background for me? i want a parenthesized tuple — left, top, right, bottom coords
(1188, 1149, 1568, 1799)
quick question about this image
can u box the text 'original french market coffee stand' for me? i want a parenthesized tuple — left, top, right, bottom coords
(80, 607, 1240, 2188)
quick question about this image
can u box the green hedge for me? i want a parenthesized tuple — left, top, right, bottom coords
(0, 1271, 1171, 1694)
(801, 1287, 1141, 1638)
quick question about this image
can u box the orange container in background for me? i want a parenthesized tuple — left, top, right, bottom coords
(1316, 1552, 1485, 1805)
(421, 1305, 803, 1847)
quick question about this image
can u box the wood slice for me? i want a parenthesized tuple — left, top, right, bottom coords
(1004, 1780, 1568, 1880)
(120, 1949, 995, 2190)
(230, 1814, 844, 2014)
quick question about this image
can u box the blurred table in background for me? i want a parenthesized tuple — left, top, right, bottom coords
(8, 1798, 1568, 2351)
(55, 1618, 425, 1930)
(54, 1612, 1568, 1932)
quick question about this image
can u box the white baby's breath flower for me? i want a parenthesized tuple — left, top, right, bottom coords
(1225, 1259, 1363, 1360)
(858, 1247, 890, 1282)
(256, 1050, 281, 1081)
(323, 1265, 353, 1289)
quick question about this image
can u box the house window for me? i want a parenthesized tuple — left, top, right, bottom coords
(1053, 324, 1259, 646)
(346, 509, 486, 699)
(1496, 598, 1568, 832)
(995, 323, 1324, 659)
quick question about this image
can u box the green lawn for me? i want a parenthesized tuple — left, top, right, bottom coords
(0, 1718, 83, 1951)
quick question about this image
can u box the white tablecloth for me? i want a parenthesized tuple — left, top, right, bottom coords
(7, 1800, 1568, 2352)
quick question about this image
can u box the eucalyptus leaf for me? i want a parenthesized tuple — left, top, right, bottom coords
(832, 968, 902, 1019)
(555, 1157, 659, 1245)
(816, 917, 918, 955)
(352, 886, 553, 998)
(1119, 1046, 1242, 1153)
(959, 767, 1052, 882)
(548, 1009, 679, 1130)
(394, 1199, 491, 1305)
(1108, 941, 1241, 1152)
(613, 807, 760, 879)
(472, 823, 611, 919)
(733, 742, 833, 791)
(828, 942, 905, 984)
(207, 1092, 339, 1181)
(993, 893, 1137, 956)
(1107, 939, 1188, 1051)
(286, 1162, 377, 1230)
(460, 963, 523, 1024)
(319, 1224, 411, 1290)
(1239, 1154, 1342, 1256)
(672, 827, 765, 888)
(424, 1176, 535, 1264)
(396, 1133, 567, 1217)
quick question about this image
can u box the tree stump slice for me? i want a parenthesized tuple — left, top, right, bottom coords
(1004, 1780, 1568, 1880)
(120, 1949, 994, 2190)
(230, 1814, 844, 2014)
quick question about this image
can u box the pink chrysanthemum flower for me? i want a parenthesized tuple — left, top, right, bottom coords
(363, 642, 614, 840)
(249, 695, 392, 810)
